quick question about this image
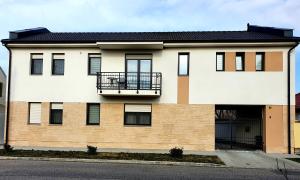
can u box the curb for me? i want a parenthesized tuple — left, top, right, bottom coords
(0, 156, 226, 168)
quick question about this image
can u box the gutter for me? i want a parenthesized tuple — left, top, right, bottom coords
(3, 44, 11, 145)
(287, 42, 299, 154)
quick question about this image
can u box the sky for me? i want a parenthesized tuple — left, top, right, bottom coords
(0, 0, 299, 92)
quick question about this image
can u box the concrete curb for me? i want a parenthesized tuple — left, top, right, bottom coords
(0, 156, 227, 168)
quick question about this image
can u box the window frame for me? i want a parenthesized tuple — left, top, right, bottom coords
(123, 104, 152, 126)
(49, 102, 63, 125)
(0, 82, 2, 98)
(255, 52, 265, 71)
(28, 102, 42, 125)
(178, 52, 190, 76)
(86, 103, 100, 125)
(216, 52, 225, 71)
(52, 54, 65, 75)
(88, 54, 101, 75)
(30, 53, 43, 75)
(235, 52, 245, 71)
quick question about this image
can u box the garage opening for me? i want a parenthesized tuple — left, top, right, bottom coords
(215, 105, 263, 150)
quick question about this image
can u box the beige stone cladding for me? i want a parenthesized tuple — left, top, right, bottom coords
(8, 102, 215, 151)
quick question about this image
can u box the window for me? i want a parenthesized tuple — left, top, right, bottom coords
(124, 104, 151, 126)
(296, 109, 300, 121)
(178, 53, 189, 76)
(235, 52, 245, 71)
(0, 83, 2, 97)
(30, 54, 43, 75)
(52, 54, 65, 75)
(216, 52, 225, 71)
(256, 52, 265, 71)
(29, 103, 41, 124)
(88, 54, 101, 75)
(50, 103, 63, 124)
(87, 103, 100, 125)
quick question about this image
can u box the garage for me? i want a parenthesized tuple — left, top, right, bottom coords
(215, 105, 263, 150)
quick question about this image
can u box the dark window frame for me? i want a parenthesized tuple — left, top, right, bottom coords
(88, 54, 101, 75)
(49, 102, 63, 125)
(235, 52, 245, 71)
(0, 83, 2, 98)
(178, 52, 190, 76)
(256, 52, 265, 71)
(124, 53, 153, 90)
(216, 52, 225, 71)
(86, 103, 100, 125)
(52, 54, 65, 75)
(30, 53, 43, 75)
(123, 104, 152, 126)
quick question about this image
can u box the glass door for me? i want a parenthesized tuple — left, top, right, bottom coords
(126, 59, 151, 90)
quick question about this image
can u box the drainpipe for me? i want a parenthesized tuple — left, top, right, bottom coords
(287, 42, 299, 154)
(3, 44, 11, 145)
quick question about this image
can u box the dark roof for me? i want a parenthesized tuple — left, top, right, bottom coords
(2, 24, 300, 44)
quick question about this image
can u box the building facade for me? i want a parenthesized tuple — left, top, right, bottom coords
(0, 67, 6, 145)
(1, 24, 299, 153)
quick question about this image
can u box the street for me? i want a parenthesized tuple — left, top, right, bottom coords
(0, 159, 300, 180)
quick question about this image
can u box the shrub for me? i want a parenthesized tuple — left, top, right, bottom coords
(169, 147, 183, 158)
(4, 144, 13, 153)
(87, 145, 97, 155)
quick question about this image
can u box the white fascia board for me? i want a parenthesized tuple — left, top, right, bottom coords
(96, 42, 164, 50)
(163, 42, 296, 48)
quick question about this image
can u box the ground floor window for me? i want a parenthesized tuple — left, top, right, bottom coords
(50, 103, 63, 124)
(28, 102, 41, 124)
(87, 103, 100, 125)
(124, 104, 151, 125)
(296, 109, 300, 121)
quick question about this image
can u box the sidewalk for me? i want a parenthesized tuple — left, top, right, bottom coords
(0, 149, 299, 170)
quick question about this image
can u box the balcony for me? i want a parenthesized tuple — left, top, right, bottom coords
(97, 72, 162, 96)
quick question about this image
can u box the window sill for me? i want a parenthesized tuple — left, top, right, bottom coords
(49, 124, 63, 126)
(86, 124, 100, 126)
(28, 123, 41, 126)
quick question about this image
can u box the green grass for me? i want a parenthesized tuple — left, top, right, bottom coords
(0, 149, 224, 165)
(287, 158, 300, 163)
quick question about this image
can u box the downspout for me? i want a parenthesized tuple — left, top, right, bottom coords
(3, 44, 11, 145)
(287, 42, 298, 154)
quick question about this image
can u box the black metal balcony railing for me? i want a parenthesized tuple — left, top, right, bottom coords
(97, 72, 162, 95)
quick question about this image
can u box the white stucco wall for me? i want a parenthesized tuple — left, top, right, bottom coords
(9, 46, 295, 105)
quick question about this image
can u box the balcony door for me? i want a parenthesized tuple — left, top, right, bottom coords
(126, 56, 152, 90)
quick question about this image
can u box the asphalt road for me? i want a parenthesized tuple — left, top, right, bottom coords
(0, 159, 300, 180)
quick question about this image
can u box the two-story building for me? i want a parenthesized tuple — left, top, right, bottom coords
(1, 24, 299, 153)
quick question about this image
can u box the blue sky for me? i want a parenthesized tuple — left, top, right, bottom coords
(0, 0, 299, 93)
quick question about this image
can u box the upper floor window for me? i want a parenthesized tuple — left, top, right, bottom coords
(256, 52, 265, 71)
(52, 54, 65, 75)
(178, 53, 189, 76)
(216, 52, 225, 71)
(50, 103, 63, 124)
(235, 52, 245, 71)
(30, 54, 43, 75)
(88, 54, 101, 75)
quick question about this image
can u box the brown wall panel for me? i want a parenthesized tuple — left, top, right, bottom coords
(225, 52, 235, 71)
(177, 76, 189, 104)
(265, 51, 283, 71)
(245, 52, 256, 71)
